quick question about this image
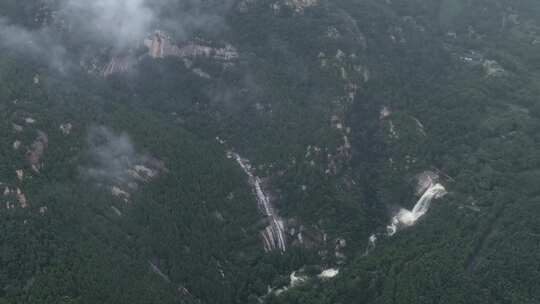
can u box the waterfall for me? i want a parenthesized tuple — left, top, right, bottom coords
(365, 172, 448, 253)
(228, 151, 287, 252)
(387, 183, 447, 235)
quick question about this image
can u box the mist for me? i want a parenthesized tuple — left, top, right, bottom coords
(0, 18, 67, 70)
(83, 126, 146, 184)
(60, 0, 155, 49)
(0, 0, 235, 70)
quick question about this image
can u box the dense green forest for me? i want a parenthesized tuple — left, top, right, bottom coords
(1, 0, 540, 303)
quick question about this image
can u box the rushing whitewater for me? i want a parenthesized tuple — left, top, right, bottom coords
(318, 268, 339, 279)
(228, 152, 287, 252)
(387, 183, 447, 236)
(365, 172, 447, 254)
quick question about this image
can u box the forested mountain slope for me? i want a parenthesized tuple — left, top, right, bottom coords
(1, 0, 540, 303)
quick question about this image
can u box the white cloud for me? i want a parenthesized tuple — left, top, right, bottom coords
(84, 126, 144, 183)
(61, 0, 155, 49)
(0, 0, 235, 69)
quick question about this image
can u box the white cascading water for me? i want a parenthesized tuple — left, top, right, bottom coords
(386, 182, 447, 236)
(318, 268, 339, 279)
(365, 172, 447, 254)
(228, 152, 287, 252)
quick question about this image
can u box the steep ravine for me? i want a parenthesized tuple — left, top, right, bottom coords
(228, 151, 287, 252)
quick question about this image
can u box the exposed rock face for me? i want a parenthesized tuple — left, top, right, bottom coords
(284, 0, 318, 13)
(3, 114, 49, 211)
(192, 68, 211, 79)
(16, 188, 28, 209)
(143, 31, 239, 62)
(84, 126, 167, 204)
(483, 60, 505, 77)
(26, 131, 48, 173)
(39, 206, 48, 214)
(127, 164, 159, 182)
(108, 158, 166, 203)
(10, 180, 25, 212)
(380, 106, 391, 120)
(59, 123, 73, 135)
(16, 170, 24, 181)
(103, 31, 239, 77)
(13, 141, 21, 150)
(103, 56, 132, 77)
(146, 32, 165, 58)
(111, 186, 131, 203)
(317, 48, 369, 176)
(274, 271, 308, 295)
(2, 187, 15, 210)
(294, 225, 326, 249)
(460, 51, 506, 77)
